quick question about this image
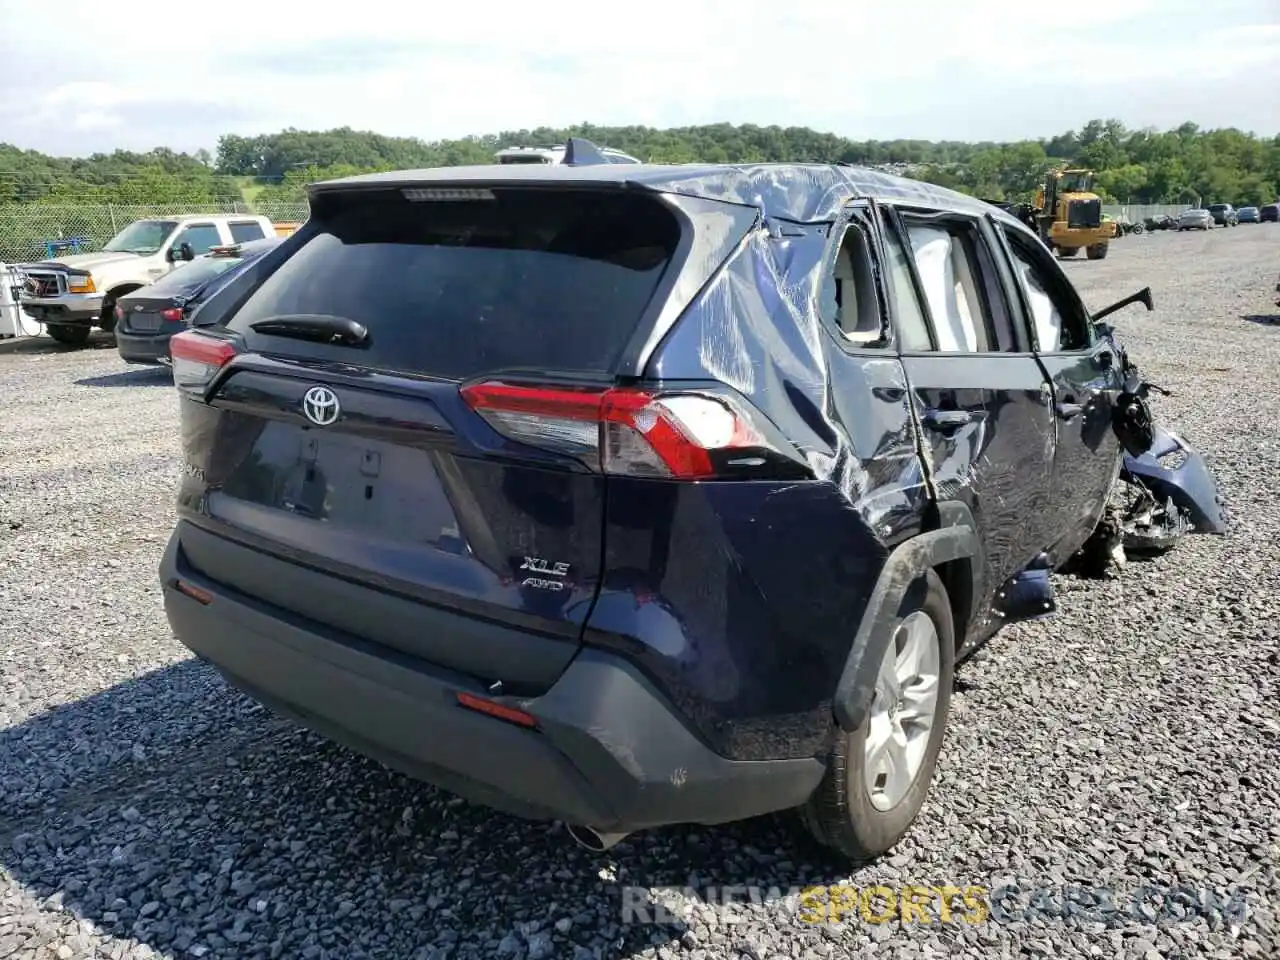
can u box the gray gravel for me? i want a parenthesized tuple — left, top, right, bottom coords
(2, 225, 1279, 960)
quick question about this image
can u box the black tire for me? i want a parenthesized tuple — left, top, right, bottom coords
(1086, 243, 1109, 260)
(45, 323, 92, 346)
(799, 568, 955, 860)
(98, 300, 117, 334)
(97, 290, 133, 335)
(1057, 246, 1079, 259)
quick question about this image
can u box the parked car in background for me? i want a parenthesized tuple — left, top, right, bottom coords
(1259, 203, 1279, 223)
(1237, 206, 1260, 224)
(157, 143, 1226, 861)
(16, 214, 278, 347)
(115, 238, 281, 365)
(1178, 208, 1215, 231)
(1207, 203, 1239, 226)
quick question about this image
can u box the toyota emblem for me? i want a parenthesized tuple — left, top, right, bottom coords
(301, 385, 340, 426)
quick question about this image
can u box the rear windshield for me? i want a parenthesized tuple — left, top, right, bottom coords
(146, 256, 245, 294)
(225, 188, 680, 380)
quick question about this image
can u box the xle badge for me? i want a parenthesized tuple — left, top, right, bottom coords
(519, 556, 571, 592)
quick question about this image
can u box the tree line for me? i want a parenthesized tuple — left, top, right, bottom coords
(2, 119, 1278, 209)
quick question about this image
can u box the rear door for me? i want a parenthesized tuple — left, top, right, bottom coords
(994, 223, 1125, 561)
(176, 185, 693, 690)
(879, 203, 1056, 623)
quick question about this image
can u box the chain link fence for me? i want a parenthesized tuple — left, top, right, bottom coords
(0, 200, 311, 263)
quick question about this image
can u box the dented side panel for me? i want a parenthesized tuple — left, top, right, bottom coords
(899, 354, 1056, 627)
(581, 227, 931, 762)
(1037, 348, 1128, 561)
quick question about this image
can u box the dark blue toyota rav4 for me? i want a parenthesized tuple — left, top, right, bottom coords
(159, 142, 1225, 859)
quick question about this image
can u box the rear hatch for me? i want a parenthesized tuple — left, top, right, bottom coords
(173, 183, 730, 692)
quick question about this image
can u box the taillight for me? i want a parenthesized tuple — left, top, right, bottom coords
(113, 304, 125, 322)
(169, 330, 237, 394)
(161, 307, 184, 322)
(459, 380, 800, 480)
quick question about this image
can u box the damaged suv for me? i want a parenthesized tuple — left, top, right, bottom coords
(159, 141, 1226, 860)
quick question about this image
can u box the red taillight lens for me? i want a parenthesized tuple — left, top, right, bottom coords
(113, 304, 125, 322)
(161, 307, 183, 322)
(459, 381, 777, 480)
(169, 330, 237, 393)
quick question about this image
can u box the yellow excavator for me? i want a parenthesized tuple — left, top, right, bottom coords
(1004, 167, 1118, 261)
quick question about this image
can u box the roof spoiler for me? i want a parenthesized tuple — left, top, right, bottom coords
(562, 137, 611, 167)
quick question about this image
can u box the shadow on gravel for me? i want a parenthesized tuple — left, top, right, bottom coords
(1241, 314, 1280, 326)
(1, 661, 873, 959)
(74, 367, 172, 388)
(0, 334, 117, 356)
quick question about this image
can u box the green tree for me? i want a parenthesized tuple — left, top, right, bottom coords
(5, 118, 1279, 216)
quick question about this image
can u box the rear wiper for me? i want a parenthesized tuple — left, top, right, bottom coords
(248, 314, 370, 347)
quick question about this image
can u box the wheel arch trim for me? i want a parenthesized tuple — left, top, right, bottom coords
(832, 519, 976, 733)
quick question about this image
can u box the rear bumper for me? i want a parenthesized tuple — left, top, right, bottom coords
(159, 526, 825, 833)
(116, 329, 174, 364)
(19, 294, 102, 325)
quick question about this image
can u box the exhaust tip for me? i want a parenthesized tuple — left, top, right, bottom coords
(566, 824, 628, 852)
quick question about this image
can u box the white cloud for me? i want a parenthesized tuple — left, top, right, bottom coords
(70, 110, 122, 131)
(0, 0, 1275, 155)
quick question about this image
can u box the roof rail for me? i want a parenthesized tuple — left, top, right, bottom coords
(562, 137, 611, 167)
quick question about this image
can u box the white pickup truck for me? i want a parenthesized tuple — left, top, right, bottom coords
(17, 213, 276, 346)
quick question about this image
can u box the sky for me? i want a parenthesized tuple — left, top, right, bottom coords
(1, 0, 1277, 158)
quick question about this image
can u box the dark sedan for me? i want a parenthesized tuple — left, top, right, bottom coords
(1261, 204, 1279, 223)
(115, 237, 281, 365)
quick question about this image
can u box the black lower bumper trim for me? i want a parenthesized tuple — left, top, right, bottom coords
(116, 331, 173, 363)
(160, 526, 825, 833)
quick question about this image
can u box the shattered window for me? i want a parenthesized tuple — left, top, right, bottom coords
(903, 222, 992, 353)
(880, 222, 933, 351)
(1003, 235, 1089, 351)
(823, 221, 886, 346)
(1009, 249, 1064, 351)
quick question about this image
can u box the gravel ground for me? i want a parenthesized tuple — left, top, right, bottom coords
(2, 225, 1279, 960)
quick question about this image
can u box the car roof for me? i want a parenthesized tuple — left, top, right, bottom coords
(309, 161, 1027, 228)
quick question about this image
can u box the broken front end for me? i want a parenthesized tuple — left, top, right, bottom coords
(1087, 289, 1227, 569)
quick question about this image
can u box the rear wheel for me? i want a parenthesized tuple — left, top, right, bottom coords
(800, 569, 954, 860)
(1057, 246, 1079, 259)
(45, 323, 91, 346)
(1086, 243, 1109, 260)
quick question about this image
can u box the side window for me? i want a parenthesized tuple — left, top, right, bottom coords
(878, 217, 933, 351)
(1002, 232, 1091, 352)
(899, 218, 994, 353)
(820, 215, 887, 347)
(229, 220, 267, 243)
(170, 223, 222, 257)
